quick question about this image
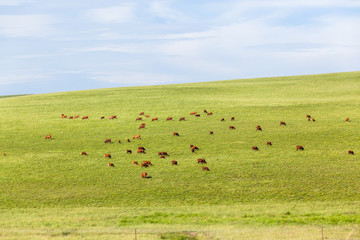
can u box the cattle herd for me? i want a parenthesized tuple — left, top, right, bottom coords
(31, 112, 355, 179)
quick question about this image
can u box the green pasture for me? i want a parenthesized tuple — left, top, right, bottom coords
(0, 71, 360, 239)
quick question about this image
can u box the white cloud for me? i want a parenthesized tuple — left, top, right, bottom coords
(0, 15, 55, 37)
(85, 4, 135, 24)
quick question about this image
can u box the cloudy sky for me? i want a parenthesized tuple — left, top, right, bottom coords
(0, 0, 359, 95)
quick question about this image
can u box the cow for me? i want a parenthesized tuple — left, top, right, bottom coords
(141, 163, 149, 168)
(108, 163, 115, 167)
(209, 131, 214, 134)
(179, 117, 186, 121)
(3, 153, 6, 156)
(82, 116, 88, 120)
(296, 145, 304, 151)
(69, 116, 73, 119)
(197, 158, 207, 164)
(252, 146, 259, 151)
(61, 115, 67, 119)
(143, 161, 153, 166)
(190, 112, 197, 115)
(166, 117, 173, 121)
(132, 161, 139, 165)
(136, 117, 142, 121)
(231, 117, 235, 121)
(141, 172, 147, 178)
(138, 147, 146, 151)
(152, 117, 158, 121)
(346, 118, 350, 122)
(256, 125, 262, 131)
(207, 112, 213, 116)
(204, 110, 208, 113)
(280, 121, 286, 126)
(127, 138, 131, 142)
(139, 123, 146, 129)
(306, 115, 311, 118)
(74, 115, 79, 119)
(104, 139, 111, 143)
(133, 135, 141, 139)
(173, 132, 180, 136)
(160, 155, 165, 159)
(195, 114, 200, 117)
(139, 112, 144, 115)
(127, 150, 132, 154)
(81, 152, 87, 156)
(118, 140, 121, 144)
(221, 118, 225, 122)
(158, 152, 169, 156)
(312, 118, 316, 122)
(45, 135, 52, 139)
(104, 154, 111, 158)
(229, 126, 235, 130)
(137, 149, 146, 154)
(108, 115, 116, 119)
(202, 167, 210, 171)
(145, 115, 150, 118)
(171, 160, 178, 165)
(348, 150, 355, 155)
(101, 116, 105, 119)
(308, 118, 311, 121)
(190, 145, 199, 151)
(266, 142, 272, 146)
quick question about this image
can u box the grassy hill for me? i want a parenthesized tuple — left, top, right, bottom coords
(0, 71, 360, 239)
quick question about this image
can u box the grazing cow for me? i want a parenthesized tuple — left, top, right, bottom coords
(158, 152, 169, 156)
(139, 123, 146, 129)
(190, 145, 199, 151)
(82, 116, 88, 120)
(139, 112, 144, 115)
(197, 158, 207, 164)
(306, 115, 311, 118)
(231, 117, 235, 121)
(266, 142, 272, 146)
(127, 139, 131, 142)
(143, 161, 153, 166)
(69, 116, 73, 119)
(127, 150, 132, 154)
(108, 115, 117, 119)
(202, 167, 210, 171)
(207, 112, 213, 116)
(166, 117, 173, 121)
(221, 118, 225, 122)
(141, 172, 147, 178)
(132, 161, 139, 165)
(308, 118, 311, 121)
(252, 146, 259, 151)
(74, 115, 79, 119)
(61, 115, 67, 119)
(348, 150, 355, 155)
(45, 135, 52, 139)
(312, 118, 316, 122)
(296, 145, 304, 151)
(190, 112, 197, 115)
(101, 116, 105, 119)
(136, 117, 142, 121)
(171, 160, 178, 165)
(204, 110, 208, 113)
(138, 146, 146, 151)
(346, 118, 350, 122)
(209, 131, 214, 134)
(137, 149, 146, 154)
(160, 155, 165, 159)
(104, 139, 111, 143)
(118, 140, 121, 144)
(195, 114, 200, 117)
(81, 152, 87, 156)
(280, 121, 286, 126)
(3, 153, 6, 156)
(104, 153, 111, 158)
(179, 117, 186, 121)
(152, 117, 158, 121)
(141, 163, 149, 168)
(133, 135, 141, 139)
(145, 115, 150, 118)
(108, 163, 115, 167)
(173, 132, 180, 136)
(229, 126, 236, 130)
(256, 125, 262, 131)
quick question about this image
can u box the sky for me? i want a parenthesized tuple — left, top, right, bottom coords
(0, 0, 359, 95)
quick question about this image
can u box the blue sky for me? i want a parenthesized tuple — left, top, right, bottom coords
(0, 0, 359, 95)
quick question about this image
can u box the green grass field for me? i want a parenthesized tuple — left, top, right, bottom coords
(0, 72, 360, 239)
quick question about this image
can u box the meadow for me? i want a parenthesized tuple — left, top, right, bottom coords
(0, 71, 360, 239)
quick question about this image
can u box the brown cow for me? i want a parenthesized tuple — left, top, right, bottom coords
(139, 112, 144, 115)
(202, 166, 210, 171)
(195, 114, 200, 117)
(45, 135, 52, 139)
(306, 115, 311, 118)
(280, 121, 286, 126)
(69, 116, 73, 119)
(252, 146, 259, 151)
(61, 115, 67, 119)
(207, 112, 213, 115)
(308, 118, 311, 121)
(173, 132, 180, 136)
(132, 161, 139, 165)
(104, 139, 111, 143)
(145, 115, 150, 118)
(221, 118, 225, 121)
(152, 117, 158, 121)
(197, 158, 207, 164)
(231, 117, 235, 121)
(82, 116, 88, 120)
(266, 142, 272, 146)
(74, 115, 79, 119)
(118, 140, 121, 144)
(139, 123, 146, 129)
(108, 163, 115, 167)
(346, 118, 350, 122)
(141, 163, 149, 168)
(101, 116, 105, 119)
(159, 155, 165, 159)
(166, 117, 173, 121)
(158, 152, 169, 156)
(137, 149, 146, 154)
(108, 115, 117, 119)
(138, 147, 146, 151)
(133, 135, 141, 139)
(312, 118, 316, 122)
(204, 110, 208, 113)
(256, 125, 262, 131)
(136, 117, 142, 121)
(179, 117, 186, 121)
(81, 152, 87, 156)
(171, 160, 178, 165)
(143, 161, 153, 166)
(2, 153, 5, 156)
(229, 126, 235, 130)
(209, 131, 214, 134)
(190, 145, 199, 150)
(127, 150, 132, 154)
(190, 112, 197, 115)
(141, 172, 147, 178)
(348, 150, 355, 155)
(296, 145, 304, 151)
(104, 154, 111, 158)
